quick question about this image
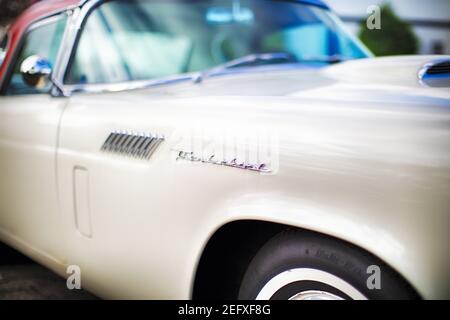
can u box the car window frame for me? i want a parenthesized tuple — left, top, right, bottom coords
(62, 0, 194, 95)
(0, 10, 73, 96)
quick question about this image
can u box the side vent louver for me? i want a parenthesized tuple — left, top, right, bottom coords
(101, 131, 164, 160)
(419, 59, 450, 87)
(425, 61, 450, 75)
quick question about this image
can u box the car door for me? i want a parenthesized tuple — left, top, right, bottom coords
(0, 14, 68, 262)
(55, 2, 183, 298)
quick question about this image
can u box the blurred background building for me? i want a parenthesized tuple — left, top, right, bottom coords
(326, 0, 450, 55)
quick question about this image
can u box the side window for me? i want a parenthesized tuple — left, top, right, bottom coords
(64, 1, 193, 85)
(64, 4, 131, 85)
(6, 15, 67, 95)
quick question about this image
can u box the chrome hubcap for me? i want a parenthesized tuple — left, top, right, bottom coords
(289, 290, 344, 300)
(255, 268, 367, 300)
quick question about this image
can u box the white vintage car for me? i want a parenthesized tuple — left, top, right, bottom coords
(0, 0, 449, 300)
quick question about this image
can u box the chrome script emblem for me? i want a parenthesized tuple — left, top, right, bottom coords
(175, 151, 271, 173)
(171, 124, 279, 174)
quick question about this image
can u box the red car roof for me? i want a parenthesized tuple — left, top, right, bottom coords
(0, 0, 81, 83)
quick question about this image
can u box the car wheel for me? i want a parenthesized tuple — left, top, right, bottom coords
(238, 229, 419, 300)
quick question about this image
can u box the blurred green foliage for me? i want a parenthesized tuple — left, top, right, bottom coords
(359, 4, 419, 56)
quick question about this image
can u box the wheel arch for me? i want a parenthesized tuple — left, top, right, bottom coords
(191, 219, 422, 300)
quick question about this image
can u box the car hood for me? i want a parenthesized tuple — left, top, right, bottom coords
(131, 55, 450, 106)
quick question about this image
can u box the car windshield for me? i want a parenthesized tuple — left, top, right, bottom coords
(65, 0, 371, 85)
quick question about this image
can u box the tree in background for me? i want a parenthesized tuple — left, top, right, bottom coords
(0, 0, 33, 26)
(359, 4, 419, 56)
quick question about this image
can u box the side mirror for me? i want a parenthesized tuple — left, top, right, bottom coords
(20, 55, 52, 89)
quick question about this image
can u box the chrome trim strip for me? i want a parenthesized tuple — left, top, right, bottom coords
(63, 74, 196, 94)
(52, 0, 104, 96)
(0, 29, 11, 70)
(27, 14, 66, 32)
(51, 7, 81, 96)
(60, 63, 315, 95)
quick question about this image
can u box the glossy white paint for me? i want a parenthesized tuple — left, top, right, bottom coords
(0, 94, 68, 268)
(0, 55, 449, 299)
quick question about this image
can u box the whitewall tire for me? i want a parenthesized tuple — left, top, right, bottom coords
(238, 229, 419, 300)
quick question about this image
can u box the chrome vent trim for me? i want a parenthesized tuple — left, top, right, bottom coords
(419, 59, 450, 87)
(425, 61, 450, 75)
(101, 131, 164, 160)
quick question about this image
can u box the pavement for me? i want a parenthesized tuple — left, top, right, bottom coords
(0, 242, 97, 300)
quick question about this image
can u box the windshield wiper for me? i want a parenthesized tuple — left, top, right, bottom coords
(193, 52, 295, 83)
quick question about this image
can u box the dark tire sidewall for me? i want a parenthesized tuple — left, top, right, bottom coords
(238, 229, 419, 300)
